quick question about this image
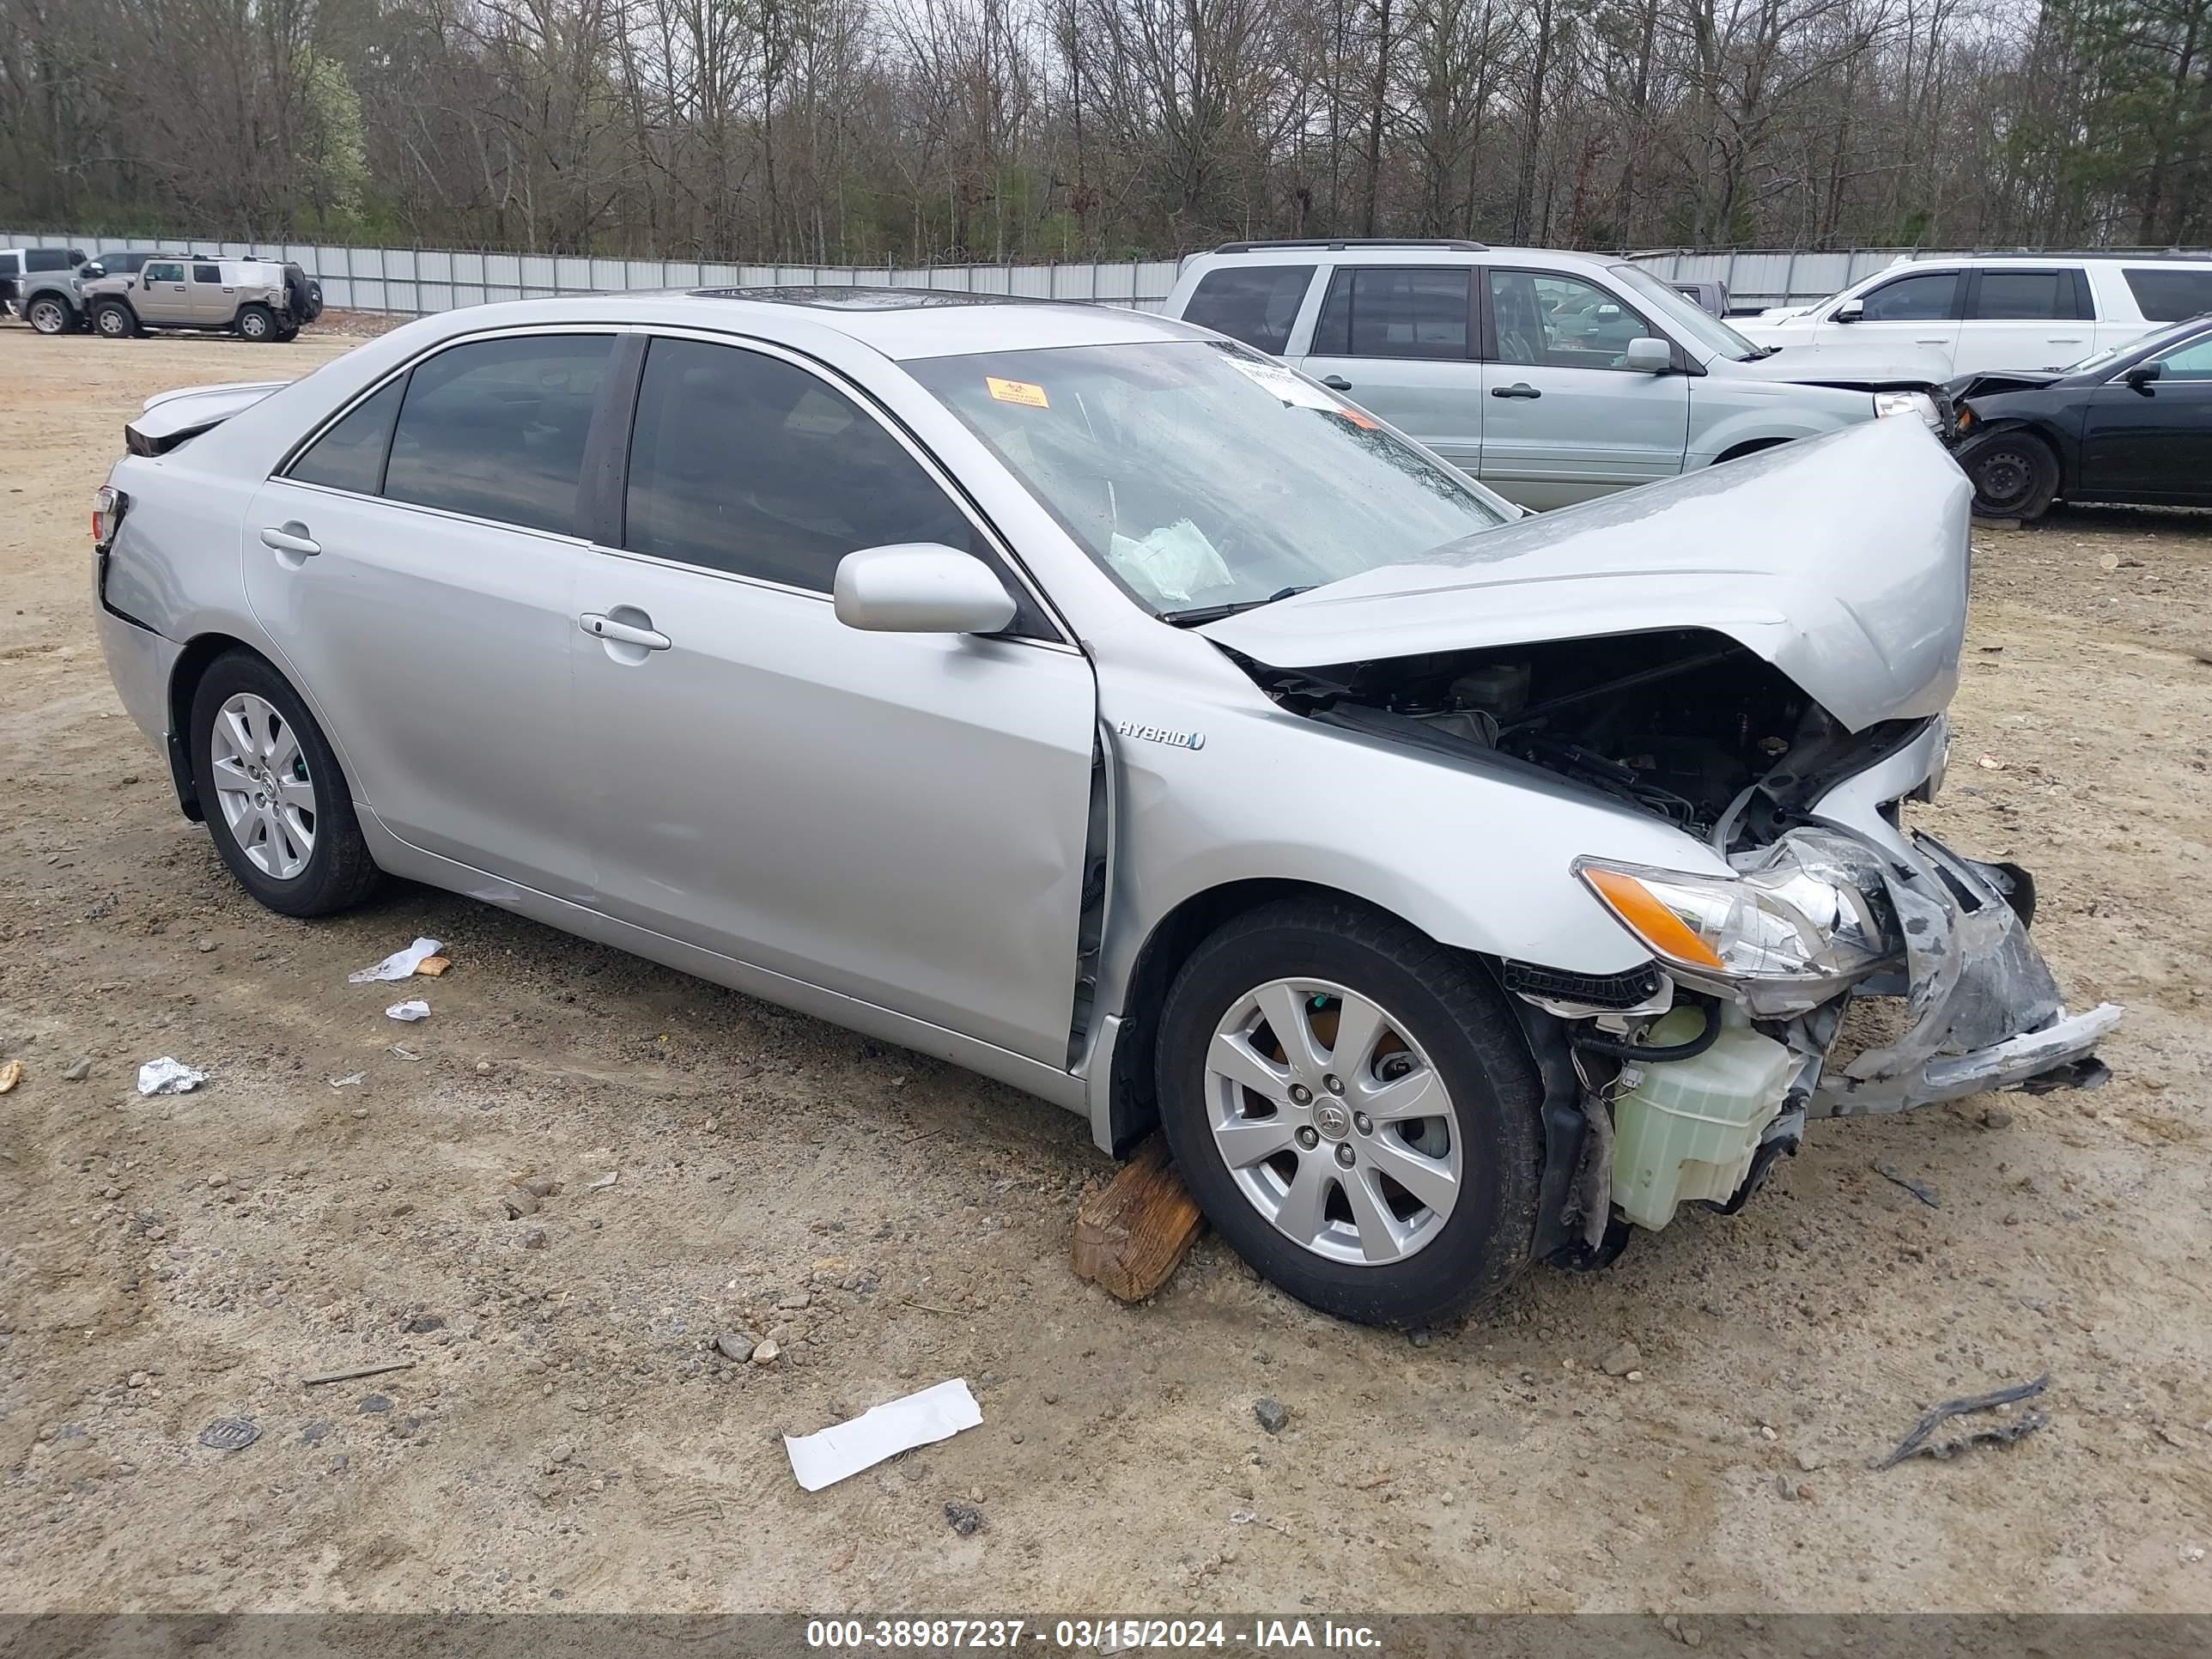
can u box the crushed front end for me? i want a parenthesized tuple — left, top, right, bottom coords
(1239, 629, 2120, 1249)
(1535, 708, 2119, 1245)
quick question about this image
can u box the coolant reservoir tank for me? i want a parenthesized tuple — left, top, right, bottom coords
(1610, 1004, 1794, 1230)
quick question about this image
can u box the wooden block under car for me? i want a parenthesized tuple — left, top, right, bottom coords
(1072, 1135, 1206, 1302)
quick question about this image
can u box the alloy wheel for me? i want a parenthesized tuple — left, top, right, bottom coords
(209, 692, 317, 879)
(27, 298, 65, 334)
(1204, 978, 1462, 1266)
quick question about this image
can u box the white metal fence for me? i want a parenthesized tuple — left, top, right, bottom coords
(3, 230, 1184, 316)
(10, 229, 2206, 319)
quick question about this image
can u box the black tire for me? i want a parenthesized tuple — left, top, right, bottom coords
(93, 301, 137, 339)
(25, 295, 72, 335)
(1955, 428, 2059, 521)
(235, 302, 277, 342)
(1154, 896, 1545, 1328)
(274, 322, 300, 343)
(189, 650, 380, 918)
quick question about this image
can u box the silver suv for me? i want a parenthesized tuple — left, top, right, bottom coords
(83, 256, 297, 342)
(1164, 240, 1947, 510)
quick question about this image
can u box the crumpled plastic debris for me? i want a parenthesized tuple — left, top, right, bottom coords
(783, 1377, 982, 1492)
(1107, 519, 1232, 607)
(137, 1057, 207, 1096)
(329, 1073, 366, 1089)
(385, 1000, 431, 1023)
(349, 938, 443, 984)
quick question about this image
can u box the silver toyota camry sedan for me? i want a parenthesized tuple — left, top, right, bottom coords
(92, 289, 2119, 1327)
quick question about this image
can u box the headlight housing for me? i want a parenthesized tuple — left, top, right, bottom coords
(1872, 390, 1942, 428)
(1575, 849, 1893, 987)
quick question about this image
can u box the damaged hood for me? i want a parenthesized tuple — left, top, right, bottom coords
(1717, 341, 1952, 388)
(1200, 416, 1972, 733)
(1946, 367, 2069, 400)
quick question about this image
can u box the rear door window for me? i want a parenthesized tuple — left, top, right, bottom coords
(1855, 270, 1960, 321)
(2123, 268, 2212, 323)
(1969, 269, 2084, 320)
(1181, 265, 1315, 354)
(26, 248, 75, 271)
(383, 334, 615, 536)
(193, 264, 223, 285)
(1310, 267, 1470, 360)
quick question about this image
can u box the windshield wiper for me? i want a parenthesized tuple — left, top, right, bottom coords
(1158, 585, 1317, 627)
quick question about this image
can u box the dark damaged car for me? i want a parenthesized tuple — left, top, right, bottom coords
(1948, 313, 2212, 520)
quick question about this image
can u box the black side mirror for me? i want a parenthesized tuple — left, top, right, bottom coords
(2125, 362, 2162, 392)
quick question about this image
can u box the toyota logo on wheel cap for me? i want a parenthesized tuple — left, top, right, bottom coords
(1313, 1102, 1351, 1140)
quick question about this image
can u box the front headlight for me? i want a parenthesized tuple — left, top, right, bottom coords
(1575, 852, 1893, 984)
(1873, 390, 1941, 428)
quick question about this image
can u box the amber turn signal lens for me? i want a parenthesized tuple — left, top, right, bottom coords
(1582, 867, 1727, 971)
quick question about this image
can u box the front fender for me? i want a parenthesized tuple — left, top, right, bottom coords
(1095, 698, 1717, 1019)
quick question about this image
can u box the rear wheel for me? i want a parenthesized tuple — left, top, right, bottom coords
(1155, 897, 1545, 1327)
(93, 301, 136, 339)
(235, 302, 276, 342)
(1956, 428, 2060, 520)
(26, 295, 70, 334)
(190, 651, 380, 917)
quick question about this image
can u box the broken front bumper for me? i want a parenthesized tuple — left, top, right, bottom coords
(1807, 830, 2121, 1116)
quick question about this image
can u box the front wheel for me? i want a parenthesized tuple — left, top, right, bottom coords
(1155, 897, 1545, 1327)
(93, 301, 136, 339)
(189, 650, 380, 917)
(26, 296, 71, 334)
(1956, 428, 2059, 520)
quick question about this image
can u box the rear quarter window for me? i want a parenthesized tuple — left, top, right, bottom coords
(2123, 268, 2212, 323)
(1180, 265, 1315, 354)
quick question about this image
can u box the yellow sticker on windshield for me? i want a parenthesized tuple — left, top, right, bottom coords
(986, 376, 1050, 409)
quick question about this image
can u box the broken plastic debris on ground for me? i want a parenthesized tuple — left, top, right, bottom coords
(136, 1057, 206, 1096)
(385, 1000, 430, 1022)
(349, 938, 443, 983)
(0, 1057, 21, 1094)
(783, 1377, 982, 1492)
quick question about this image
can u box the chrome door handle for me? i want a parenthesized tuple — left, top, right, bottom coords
(1915, 337, 1949, 345)
(579, 611, 672, 650)
(1321, 374, 1353, 390)
(1491, 382, 1542, 399)
(260, 524, 320, 556)
(2047, 336, 2083, 344)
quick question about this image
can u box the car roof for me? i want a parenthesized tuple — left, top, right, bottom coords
(392, 288, 1217, 362)
(1184, 242, 1627, 275)
(1882, 252, 2212, 269)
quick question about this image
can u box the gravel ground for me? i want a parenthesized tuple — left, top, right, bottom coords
(3, 322, 2209, 1616)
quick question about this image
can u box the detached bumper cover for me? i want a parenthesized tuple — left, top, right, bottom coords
(1809, 830, 2121, 1116)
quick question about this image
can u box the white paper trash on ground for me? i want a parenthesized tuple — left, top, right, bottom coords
(783, 1378, 982, 1492)
(350, 939, 442, 984)
(386, 1000, 431, 1022)
(137, 1058, 207, 1096)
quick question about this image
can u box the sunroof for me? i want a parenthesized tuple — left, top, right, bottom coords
(690, 286, 1037, 310)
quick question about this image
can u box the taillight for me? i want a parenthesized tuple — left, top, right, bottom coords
(93, 483, 127, 551)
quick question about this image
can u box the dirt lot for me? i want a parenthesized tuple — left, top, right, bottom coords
(3, 320, 2209, 1618)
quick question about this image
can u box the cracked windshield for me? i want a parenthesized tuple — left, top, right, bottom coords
(906, 340, 1511, 618)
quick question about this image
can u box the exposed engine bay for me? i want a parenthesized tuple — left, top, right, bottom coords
(1236, 626, 1923, 855)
